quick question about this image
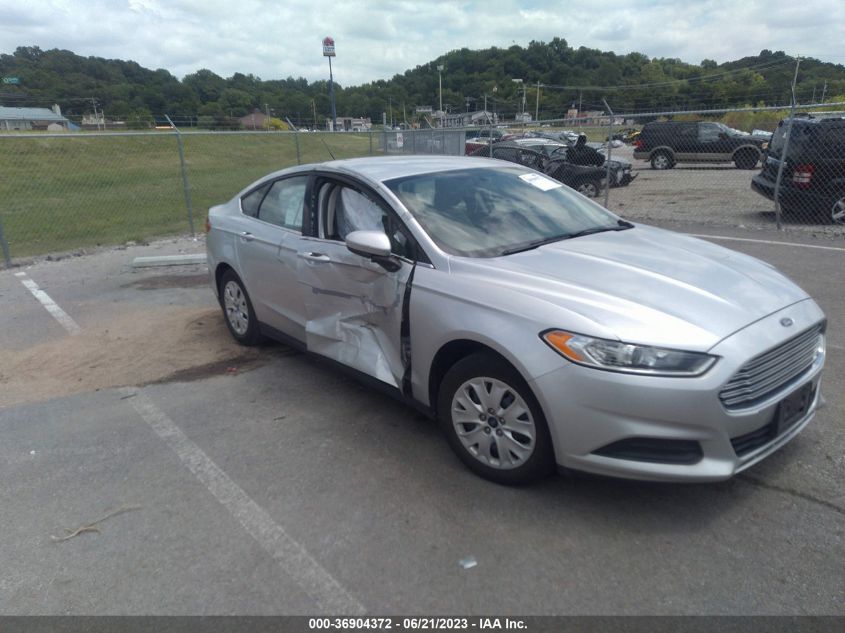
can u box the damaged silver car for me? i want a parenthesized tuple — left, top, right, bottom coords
(206, 156, 826, 485)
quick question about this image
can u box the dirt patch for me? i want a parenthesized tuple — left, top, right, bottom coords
(0, 306, 280, 408)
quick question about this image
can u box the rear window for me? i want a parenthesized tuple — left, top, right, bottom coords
(769, 120, 816, 159)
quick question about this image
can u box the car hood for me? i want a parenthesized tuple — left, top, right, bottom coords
(450, 225, 809, 351)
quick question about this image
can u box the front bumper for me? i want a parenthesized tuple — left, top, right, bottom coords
(529, 300, 826, 482)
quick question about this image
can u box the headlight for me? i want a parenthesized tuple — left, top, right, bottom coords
(541, 330, 717, 376)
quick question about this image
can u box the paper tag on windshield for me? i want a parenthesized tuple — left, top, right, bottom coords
(519, 173, 562, 191)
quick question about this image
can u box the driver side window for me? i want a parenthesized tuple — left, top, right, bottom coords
(318, 182, 417, 260)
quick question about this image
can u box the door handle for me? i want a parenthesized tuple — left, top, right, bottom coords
(298, 251, 331, 262)
(239, 231, 255, 242)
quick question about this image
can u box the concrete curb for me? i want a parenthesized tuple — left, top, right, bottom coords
(132, 254, 206, 268)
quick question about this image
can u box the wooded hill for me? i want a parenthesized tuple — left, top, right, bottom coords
(2, 40, 844, 128)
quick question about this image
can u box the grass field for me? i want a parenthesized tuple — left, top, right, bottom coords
(0, 131, 375, 260)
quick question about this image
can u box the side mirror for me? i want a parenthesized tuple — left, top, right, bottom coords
(345, 230, 401, 271)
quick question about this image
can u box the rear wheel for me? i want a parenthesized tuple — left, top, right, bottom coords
(734, 150, 759, 170)
(650, 151, 673, 170)
(219, 270, 262, 346)
(437, 353, 555, 485)
(576, 180, 601, 198)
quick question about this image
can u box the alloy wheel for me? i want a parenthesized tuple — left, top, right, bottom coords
(223, 280, 249, 335)
(450, 377, 537, 470)
(832, 197, 845, 225)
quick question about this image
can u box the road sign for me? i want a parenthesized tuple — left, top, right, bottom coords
(2, 77, 20, 85)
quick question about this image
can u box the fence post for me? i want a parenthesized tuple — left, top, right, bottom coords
(603, 100, 614, 209)
(0, 213, 11, 268)
(294, 128, 301, 165)
(772, 57, 802, 231)
(771, 111, 796, 231)
(369, 129, 373, 155)
(165, 114, 195, 236)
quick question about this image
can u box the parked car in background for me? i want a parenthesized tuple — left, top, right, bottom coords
(633, 121, 766, 169)
(506, 136, 636, 188)
(751, 115, 845, 224)
(206, 155, 827, 485)
(469, 141, 607, 197)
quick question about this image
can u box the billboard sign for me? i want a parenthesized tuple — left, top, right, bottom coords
(322, 37, 336, 57)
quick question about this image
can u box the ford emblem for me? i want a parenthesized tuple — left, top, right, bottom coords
(780, 317, 794, 327)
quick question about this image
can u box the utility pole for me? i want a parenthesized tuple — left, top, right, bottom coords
(388, 96, 393, 128)
(821, 80, 828, 103)
(437, 65, 444, 114)
(535, 81, 541, 122)
(511, 78, 523, 121)
(265, 103, 270, 130)
(91, 97, 101, 131)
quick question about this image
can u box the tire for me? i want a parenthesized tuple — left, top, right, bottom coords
(219, 269, 262, 346)
(576, 180, 600, 198)
(437, 353, 555, 485)
(831, 194, 845, 225)
(650, 151, 673, 170)
(734, 150, 759, 170)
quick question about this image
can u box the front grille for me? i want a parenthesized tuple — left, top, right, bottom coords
(719, 324, 823, 410)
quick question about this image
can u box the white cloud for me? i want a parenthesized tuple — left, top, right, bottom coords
(0, 0, 841, 85)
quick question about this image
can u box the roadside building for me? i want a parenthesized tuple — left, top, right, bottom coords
(0, 105, 69, 131)
(239, 110, 271, 130)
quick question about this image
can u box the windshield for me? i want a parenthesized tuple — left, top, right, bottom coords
(385, 166, 620, 258)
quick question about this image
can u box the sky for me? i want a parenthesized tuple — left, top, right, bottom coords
(1, 0, 843, 86)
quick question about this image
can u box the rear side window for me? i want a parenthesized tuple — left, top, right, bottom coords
(698, 123, 722, 142)
(240, 183, 270, 218)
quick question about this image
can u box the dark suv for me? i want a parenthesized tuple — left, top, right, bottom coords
(633, 121, 765, 170)
(751, 116, 845, 224)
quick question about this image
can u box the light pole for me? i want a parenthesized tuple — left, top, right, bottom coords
(323, 37, 337, 131)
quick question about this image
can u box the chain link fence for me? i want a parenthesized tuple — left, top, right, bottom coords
(1, 104, 843, 268)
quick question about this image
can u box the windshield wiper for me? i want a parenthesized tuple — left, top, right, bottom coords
(500, 220, 634, 256)
(565, 219, 634, 240)
(500, 234, 572, 256)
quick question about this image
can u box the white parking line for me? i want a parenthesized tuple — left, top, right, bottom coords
(689, 234, 845, 252)
(15, 272, 81, 335)
(122, 388, 366, 615)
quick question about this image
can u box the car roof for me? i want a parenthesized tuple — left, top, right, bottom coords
(304, 155, 509, 184)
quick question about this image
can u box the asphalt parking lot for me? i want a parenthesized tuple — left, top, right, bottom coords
(0, 225, 842, 615)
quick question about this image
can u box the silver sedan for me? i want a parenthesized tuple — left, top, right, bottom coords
(206, 156, 826, 484)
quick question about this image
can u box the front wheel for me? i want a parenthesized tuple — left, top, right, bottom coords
(832, 194, 845, 225)
(437, 353, 555, 485)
